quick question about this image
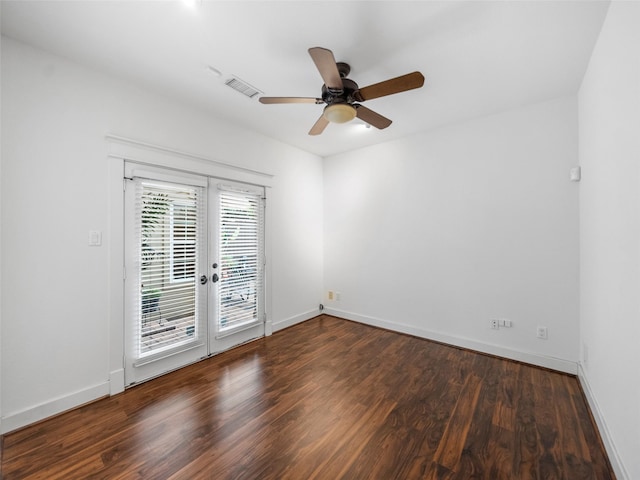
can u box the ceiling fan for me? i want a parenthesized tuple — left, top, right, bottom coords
(259, 47, 425, 136)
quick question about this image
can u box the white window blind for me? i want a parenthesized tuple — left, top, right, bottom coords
(169, 202, 197, 283)
(134, 179, 205, 356)
(218, 187, 264, 332)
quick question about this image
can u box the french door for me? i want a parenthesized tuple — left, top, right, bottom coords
(124, 164, 265, 386)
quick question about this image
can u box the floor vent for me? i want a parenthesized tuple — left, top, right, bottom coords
(224, 76, 262, 99)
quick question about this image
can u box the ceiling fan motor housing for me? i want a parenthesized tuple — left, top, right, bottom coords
(321, 77, 360, 106)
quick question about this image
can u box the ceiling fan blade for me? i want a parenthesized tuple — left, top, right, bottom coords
(308, 47, 343, 92)
(355, 71, 425, 102)
(355, 105, 392, 129)
(259, 97, 322, 104)
(309, 115, 330, 136)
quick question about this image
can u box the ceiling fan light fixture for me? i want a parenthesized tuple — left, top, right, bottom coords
(323, 103, 357, 124)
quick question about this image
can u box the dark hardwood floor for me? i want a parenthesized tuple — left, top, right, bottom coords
(1, 315, 614, 479)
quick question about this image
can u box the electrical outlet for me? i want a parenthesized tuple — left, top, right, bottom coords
(336, 292, 341, 301)
(537, 326, 548, 339)
(490, 319, 499, 330)
(499, 319, 512, 328)
(327, 291, 334, 301)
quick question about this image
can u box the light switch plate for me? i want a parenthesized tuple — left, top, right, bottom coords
(570, 166, 581, 182)
(88, 230, 102, 246)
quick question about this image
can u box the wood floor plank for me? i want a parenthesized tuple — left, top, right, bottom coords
(433, 372, 483, 471)
(513, 370, 541, 479)
(1, 315, 616, 480)
(455, 354, 500, 478)
(570, 383, 616, 480)
(532, 379, 563, 479)
(550, 373, 600, 480)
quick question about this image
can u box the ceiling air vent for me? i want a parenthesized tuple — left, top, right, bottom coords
(224, 76, 262, 99)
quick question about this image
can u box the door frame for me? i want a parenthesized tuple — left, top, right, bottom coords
(107, 135, 274, 394)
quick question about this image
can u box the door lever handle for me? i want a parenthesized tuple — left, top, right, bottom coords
(211, 273, 219, 283)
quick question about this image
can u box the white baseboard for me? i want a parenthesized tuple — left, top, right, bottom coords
(323, 307, 578, 375)
(577, 364, 629, 480)
(1, 382, 110, 434)
(272, 308, 320, 332)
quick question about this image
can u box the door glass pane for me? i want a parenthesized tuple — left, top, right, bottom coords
(218, 189, 263, 331)
(137, 181, 202, 356)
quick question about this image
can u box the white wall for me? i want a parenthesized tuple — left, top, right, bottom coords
(0, 37, 323, 431)
(323, 96, 579, 371)
(578, 2, 640, 479)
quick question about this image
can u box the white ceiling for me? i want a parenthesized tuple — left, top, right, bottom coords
(1, 0, 610, 157)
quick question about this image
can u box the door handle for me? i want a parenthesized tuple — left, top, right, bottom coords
(200, 275, 208, 285)
(211, 273, 219, 283)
